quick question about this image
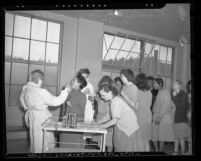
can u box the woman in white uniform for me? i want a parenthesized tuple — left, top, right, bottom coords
(20, 69, 70, 153)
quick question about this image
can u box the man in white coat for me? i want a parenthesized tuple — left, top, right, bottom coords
(20, 69, 71, 153)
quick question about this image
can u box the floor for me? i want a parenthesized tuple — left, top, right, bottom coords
(6, 138, 190, 155)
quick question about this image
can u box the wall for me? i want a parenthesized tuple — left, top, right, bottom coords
(174, 43, 191, 86)
(75, 18, 103, 91)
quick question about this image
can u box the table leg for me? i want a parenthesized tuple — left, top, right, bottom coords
(102, 133, 106, 152)
(99, 134, 103, 152)
(42, 129, 46, 153)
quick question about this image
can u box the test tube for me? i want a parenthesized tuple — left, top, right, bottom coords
(62, 115, 68, 128)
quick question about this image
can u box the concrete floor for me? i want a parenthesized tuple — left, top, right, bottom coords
(7, 138, 187, 155)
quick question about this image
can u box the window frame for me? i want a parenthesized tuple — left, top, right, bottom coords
(102, 31, 175, 89)
(4, 11, 64, 107)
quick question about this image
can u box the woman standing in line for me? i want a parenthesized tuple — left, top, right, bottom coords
(59, 74, 87, 149)
(186, 80, 192, 155)
(120, 69, 139, 111)
(151, 78, 175, 152)
(135, 73, 152, 151)
(114, 77, 123, 95)
(171, 80, 191, 155)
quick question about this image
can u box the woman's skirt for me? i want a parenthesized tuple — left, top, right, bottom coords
(92, 127, 113, 147)
(173, 123, 191, 139)
(113, 126, 144, 152)
(152, 113, 175, 142)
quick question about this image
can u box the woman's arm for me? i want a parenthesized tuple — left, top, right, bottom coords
(19, 93, 27, 111)
(121, 90, 138, 110)
(97, 113, 110, 124)
(97, 117, 118, 129)
(43, 87, 70, 107)
(121, 91, 134, 106)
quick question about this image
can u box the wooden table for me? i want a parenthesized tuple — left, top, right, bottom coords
(42, 117, 107, 153)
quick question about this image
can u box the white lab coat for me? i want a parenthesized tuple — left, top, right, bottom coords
(81, 81, 95, 123)
(81, 81, 95, 139)
(20, 81, 69, 153)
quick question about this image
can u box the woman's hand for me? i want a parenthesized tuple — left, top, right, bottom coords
(83, 88, 90, 95)
(64, 83, 71, 92)
(155, 116, 162, 125)
(67, 101, 72, 107)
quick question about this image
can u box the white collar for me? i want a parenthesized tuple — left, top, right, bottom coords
(27, 81, 40, 88)
(127, 82, 133, 85)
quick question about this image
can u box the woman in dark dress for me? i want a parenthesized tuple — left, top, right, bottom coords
(171, 80, 191, 155)
(59, 74, 87, 149)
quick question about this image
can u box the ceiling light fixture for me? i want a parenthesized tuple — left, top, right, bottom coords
(113, 9, 119, 16)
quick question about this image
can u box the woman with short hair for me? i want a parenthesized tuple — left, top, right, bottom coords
(135, 73, 152, 151)
(152, 78, 175, 152)
(120, 69, 139, 111)
(95, 84, 144, 152)
(171, 80, 191, 155)
(59, 74, 87, 149)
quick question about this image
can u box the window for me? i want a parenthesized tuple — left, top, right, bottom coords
(102, 32, 174, 90)
(102, 33, 141, 68)
(142, 42, 173, 89)
(4, 12, 62, 107)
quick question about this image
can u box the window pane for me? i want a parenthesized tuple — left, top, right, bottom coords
(5, 36, 12, 58)
(30, 41, 45, 62)
(13, 38, 29, 60)
(103, 49, 118, 64)
(46, 43, 59, 63)
(165, 77, 172, 91)
(159, 46, 167, 61)
(104, 34, 114, 50)
(31, 19, 47, 41)
(159, 61, 167, 75)
(121, 39, 135, 51)
(114, 51, 128, 65)
(29, 64, 44, 76)
(166, 63, 172, 76)
(45, 86, 57, 95)
(11, 63, 28, 84)
(152, 45, 159, 57)
(5, 13, 14, 36)
(5, 85, 10, 107)
(47, 22, 60, 43)
(144, 43, 153, 55)
(5, 62, 11, 84)
(111, 36, 125, 49)
(167, 48, 172, 62)
(14, 15, 31, 38)
(145, 57, 152, 74)
(102, 39, 107, 60)
(125, 52, 140, 66)
(9, 85, 23, 107)
(44, 66, 57, 86)
(131, 41, 141, 53)
(150, 57, 155, 74)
